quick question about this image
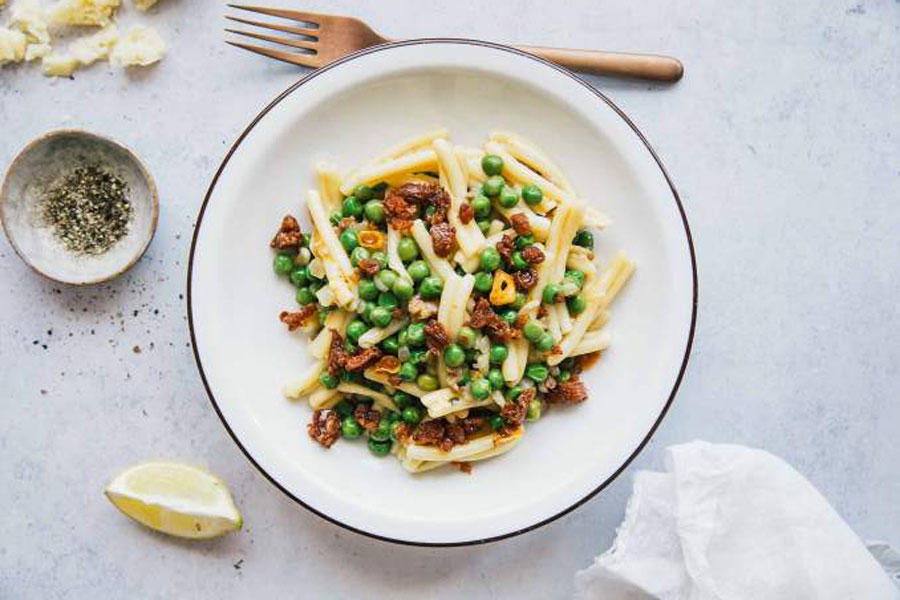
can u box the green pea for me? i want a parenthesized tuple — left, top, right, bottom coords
(444, 343, 466, 368)
(389, 420, 405, 442)
(488, 368, 505, 390)
(329, 211, 342, 226)
(406, 322, 426, 346)
(557, 370, 572, 383)
(483, 175, 505, 196)
(535, 332, 555, 352)
(364, 199, 385, 223)
(567, 294, 587, 315)
(301, 233, 311, 248)
(419, 276, 444, 299)
(499, 309, 518, 325)
(457, 326, 477, 349)
(377, 291, 399, 310)
(479, 247, 501, 272)
(565, 269, 585, 289)
(377, 269, 398, 290)
(342, 195, 363, 219)
(472, 195, 492, 218)
(457, 371, 471, 387)
(522, 184, 543, 206)
(409, 348, 429, 364)
(481, 154, 504, 176)
(465, 348, 478, 363)
(506, 386, 523, 402)
(358, 278, 378, 301)
(526, 399, 542, 421)
(498, 185, 519, 209)
(274, 253, 294, 276)
(368, 252, 386, 268)
(402, 406, 422, 425)
(511, 292, 526, 310)
(407, 260, 430, 282)
(346, 319, 369, 343)
(397, 329, 409, 347)
(339, 229, 358, 252)
(367, 437, 392, 456)
(522, 321, 544, 344)
(393, 391, 415, 408)
(350, 246, 370, 267)
(392, 278, 415, 300)
(542, 283, 561, 304)
(381, 335, 399, 355)
(318, 372, 339, 389)
(477, 219, 491, 234)
(354, 184, 374, 202)
(397, 237, 419, 262)
(490, 344, 508, 364)
(515, 234, 534, 250)
(417, 373, 439, 391)
(358, 301, 375, 324)
(399, 361, 418, 381)
(489, 415, 504, 430)
(511, 251, 529, 271)
(334, 399, 353, 418)
(343, 340, 358, 355)
(289, 265, 308, 286)
(386, 410, 401, 424)
(342, 416, 363, 439)
(470, 378, 492, 400)
(370, 306, 393, 328)
(296, 287, 316, 305)
(370, 418, 392, 442)
(573, 229, 594, 249)
(474, 271, 493, 293)
(525, 363, 550, 382)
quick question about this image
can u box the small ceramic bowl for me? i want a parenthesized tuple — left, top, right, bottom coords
(0, 130, 159, 285)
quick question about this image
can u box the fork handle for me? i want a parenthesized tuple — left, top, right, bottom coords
(515, 46, 683, 82)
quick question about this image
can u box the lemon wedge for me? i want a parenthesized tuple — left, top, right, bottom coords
(104, 462, 242, 539)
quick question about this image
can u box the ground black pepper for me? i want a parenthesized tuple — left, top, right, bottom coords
(40, 165, 133, 255)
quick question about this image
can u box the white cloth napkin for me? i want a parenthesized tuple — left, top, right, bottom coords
(575, 441, 900, 600)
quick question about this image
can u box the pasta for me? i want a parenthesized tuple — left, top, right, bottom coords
(269, 130, 633, 473)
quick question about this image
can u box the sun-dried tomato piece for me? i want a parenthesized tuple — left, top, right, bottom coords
(270, 215, 302, 249)
(327, 330, 347, 377)
(308, 409, 341, 447)
(424, 319, 450, 354)
(501, 387, 534, 429)
(467, 298, 519, 342)
(459, 202, 474, 225)
(354, 404, 382, 432)
(548, 381, 589, 405)
(430, 222, 457, 257)
(521, 245, 545, 265)
(496, 233, 516, 264)
(509, 213, 531, 236)
(357, 259, 381, 277)
(279, 305, 317, 331)
(344, 347, 383, 371)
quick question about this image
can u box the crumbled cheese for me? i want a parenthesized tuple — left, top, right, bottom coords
(0, 26, 26, 64)
(24, 41, 50, 60)
(42, 52, 77, 76)
(70, 23, 116, 64)
(46, 0, 120, 27)
(109, 24, 163, 66)
(10, 0, 49, 43)
(133, 0, 156, 10)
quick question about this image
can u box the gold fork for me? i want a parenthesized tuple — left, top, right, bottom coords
(225, 6, 684, 82)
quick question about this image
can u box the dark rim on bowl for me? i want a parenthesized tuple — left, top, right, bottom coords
(0, 129, 160, 286)
(187, 38, 698, 547)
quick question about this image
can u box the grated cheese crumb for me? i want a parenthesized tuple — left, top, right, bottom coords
(109, 24, 163, 67)
(41, 52, 77, 76)
(133, 0, 156, 10)
(0, 26, 26, 64)
(46, 0, 121, 27)
(10, 0, 49, 43)
(23, 41, 50, 60)
(70, 23, 117, 65)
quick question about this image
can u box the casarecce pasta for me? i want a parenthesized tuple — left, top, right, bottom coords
(270, 130, 633, 473)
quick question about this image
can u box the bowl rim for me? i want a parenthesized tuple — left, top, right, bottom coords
(187, 38, 698, 547)
(0, 128, 160, 286)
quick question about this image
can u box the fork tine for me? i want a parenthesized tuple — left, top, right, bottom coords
(226, 4, 324, 27)
(225, 15, 318, 38)
(226, 41, 320, 68)
(226, 28, 318, 52)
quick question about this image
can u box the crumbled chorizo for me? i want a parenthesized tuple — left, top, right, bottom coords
(509, 213, 531, 236)
(412, 420, 445, 446)
(452, 461, 473, 474)
(521, 245, 545, 265)
(354, 404, 382, 432)
(501, 388, 534, 429)
(327, 330, 347, 377)
(496, 233, 516, 264)
(344, 347, 383, 371)
(270, 215, 302, 249)
(441, 422, 467, 452)
(357, 259, 381, 277)
(385, 182, 451, 229)
(383, 189, 420, 231)
(308, 409, 341, 448)
(468, 297, 519, 342)
(430, 222, 457, 257)
(459, 202, 474, 225)
(548, 380, 589, 405)
(513, 268, 538, 291)
(424, 319, 450, 354)
(279, 305, 318, 331)
(462, 415, 486, 435)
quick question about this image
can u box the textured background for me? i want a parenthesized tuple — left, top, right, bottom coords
(1, 0, 899, 597)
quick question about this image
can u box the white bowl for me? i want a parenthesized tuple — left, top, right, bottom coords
(189, 40, 697, 546)
(1, 130, 158, 285)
